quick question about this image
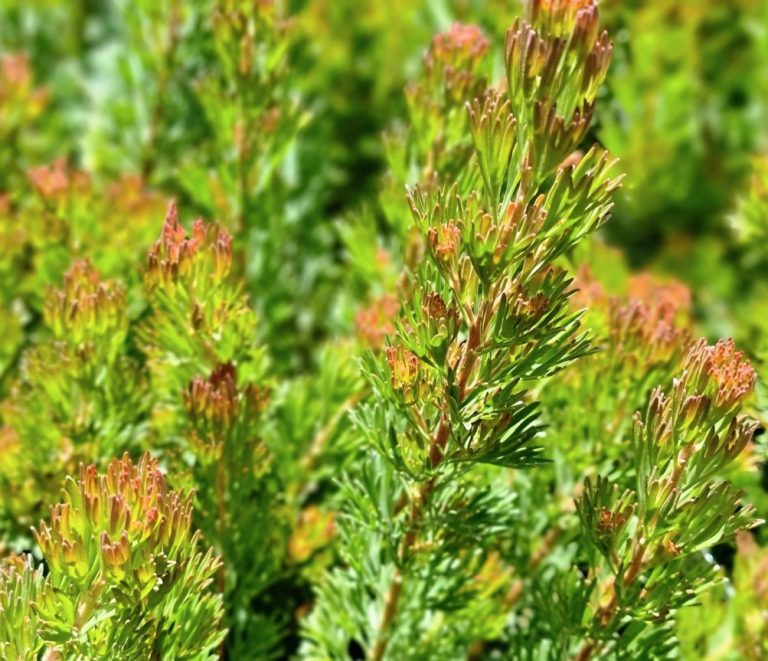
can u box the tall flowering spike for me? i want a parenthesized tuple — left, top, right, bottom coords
(29, 455, 224, 657)
(43, 259, 127, 352)
(146, 202, 233, 291)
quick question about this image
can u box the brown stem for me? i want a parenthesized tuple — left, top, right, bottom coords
(573, 538, 647, 661)
(573, 640, 596, 661)
(456, 322, 482, 402)
(369, 568, 403, 661)
(369, 314, 483, 659)
(370, 479, 434, 661)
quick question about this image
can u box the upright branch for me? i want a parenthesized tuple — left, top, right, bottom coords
(304, 2, 620, 659)
(576, 338, 761, 658)
(140, 203, 288, 655)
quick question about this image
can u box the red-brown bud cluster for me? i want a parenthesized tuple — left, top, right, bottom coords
(422, 292, 450, 321)
(386, 345, 422, 403)
(419, 292, 460, 359)
(0, 53, 47, 124)
(420, 23, 489, 105)
(597, 507, 626, 535)
(634, 338, 758, 500)
(607, 298, 691, 371)
(511, 286, 550, 323)
(429, 23, 489, 70)
(356, 295, 399, 349)
(575, 270, 693, 373)
(186, 363, 240, 433)
(27, 160, 86, 200)
(184, 363, 269, 463)
(26, 161, 85, 210)
(529, 0, 598, 40)
(626, 273, 691, 315)
(146, 203, 232, 290)
(428, 222, 462, 263)
(682, 339, 756, 413)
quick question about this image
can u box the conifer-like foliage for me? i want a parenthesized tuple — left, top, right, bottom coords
(1, 0, 767, 659)
(303, 1, 621, 657)
(3, 455, 224, 659)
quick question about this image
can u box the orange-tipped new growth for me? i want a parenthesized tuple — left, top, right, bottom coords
(43, 259, 127, 352)
(184, 362, 269, 463)
(682, 338, 757, 415)
(34, 454, 209, 593)
(146, 202, 233, 291)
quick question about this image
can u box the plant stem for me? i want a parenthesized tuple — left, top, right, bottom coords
(573, 537, 647, 661)
(370, 478, 434, 661)
(369, 316, 482, 660)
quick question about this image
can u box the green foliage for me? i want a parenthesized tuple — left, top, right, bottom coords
(2, 0, 768, 659)
(0, 555, 44, 659)
(303, 2, 623, 658)
(1, 455, 225, 659)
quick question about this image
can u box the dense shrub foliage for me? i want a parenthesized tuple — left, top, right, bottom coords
(1, 1, 768, 659)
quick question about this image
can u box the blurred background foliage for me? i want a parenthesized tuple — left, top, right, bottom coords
(2, 0, 768, 658)
(3, 0, 768, 348)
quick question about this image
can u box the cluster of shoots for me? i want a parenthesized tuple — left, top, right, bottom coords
(304, 1, 622, 657)
(185, 361, 270, 464)
(146, 204, 233, 293)
(3, 456, 224, 659)
(43, 259, 127, 361)
(139, 202, 263, 415)
(0, 53, 47, 150)
(577, 338, 760, 657)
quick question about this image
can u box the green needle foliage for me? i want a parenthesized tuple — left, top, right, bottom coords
(575, 338, 761, 658)
(303, 1, 621, 657)
(3, 455, 224, 659)
(2, 1, 768, 658)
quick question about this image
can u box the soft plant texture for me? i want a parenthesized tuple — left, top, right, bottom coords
(1, 0, 768, 659)
(2, 455, 224, 659)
